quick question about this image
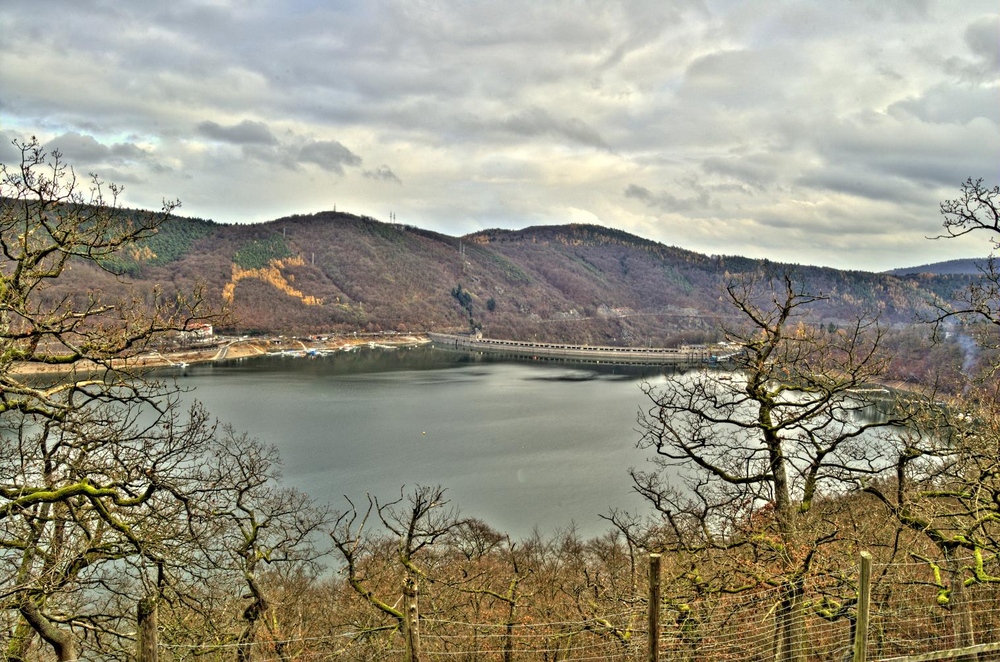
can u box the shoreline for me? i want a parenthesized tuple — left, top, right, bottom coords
(11, 333, 432, 376)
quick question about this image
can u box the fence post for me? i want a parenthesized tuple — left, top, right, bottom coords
(404, 575, 421, 662)
(648, 553, 662, 662)
(137, 596, 158, 662)
(853, 551, 872, 662)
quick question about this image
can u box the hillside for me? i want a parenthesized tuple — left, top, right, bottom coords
(886, 257, 990, 276)
(75, 210, 973, 347)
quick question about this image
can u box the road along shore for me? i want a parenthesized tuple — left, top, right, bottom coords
(11, 333, 430, 376)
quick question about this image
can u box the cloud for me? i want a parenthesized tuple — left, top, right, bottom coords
(796, 169, 924, 204)
(889, 83, 999, 126)
(0, 131, 24, 165)
(701, 154, 783, 191)
(1, 0, 997, 270)
(364, 165, 402, 184)
(45, 132, 149, 165)
(298, 140, 362, 174)
(89, 166, 146, 185)
(623, 184, 711, 213)
(814, 114, 999, 189)
(965, 15, 1000, 59)
(499, 107, 609, 150)
(197, 120, 278, 145)
(941, 15, 999, 82)
(679, 49, 800, 109)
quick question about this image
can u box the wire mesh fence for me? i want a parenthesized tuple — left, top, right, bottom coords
(147, 554, 1000, 662)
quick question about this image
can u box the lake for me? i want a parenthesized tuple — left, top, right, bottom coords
(171, 345, 682, 539)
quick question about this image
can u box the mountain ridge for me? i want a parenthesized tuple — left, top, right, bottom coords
(75, 208, 974, 347)
(885, 257, 991, 276)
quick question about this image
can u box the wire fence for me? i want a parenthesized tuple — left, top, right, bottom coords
(148, 554, 1000, 661)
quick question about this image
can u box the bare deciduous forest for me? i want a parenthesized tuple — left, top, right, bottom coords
(4, 141, 1000, 661)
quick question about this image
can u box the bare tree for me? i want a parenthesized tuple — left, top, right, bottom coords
(330, 485, 464, 659)
(938, 178, 1000, 242)
(0, 138, 219, 661)
(933, 178, 1000, 350)
(445, 522, 531, 662)
(0, 397, 224, 661)
(198, 427, 332, 662)
(862, 391, 1000, 661)
(0, 138, 209, 418)
(628, 271, 907, 662)
(861, 178, 1000, 660)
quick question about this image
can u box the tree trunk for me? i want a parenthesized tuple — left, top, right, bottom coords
(19, 598, 77, 662)
(238, 588, 268, 662)
(774, 581, 805, 662)
(137, 596, 158, 662)
(403, 575, 421, 662)
(946, 551, 978, 662)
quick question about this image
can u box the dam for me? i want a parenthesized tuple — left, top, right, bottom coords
(427, 333, 724, 365)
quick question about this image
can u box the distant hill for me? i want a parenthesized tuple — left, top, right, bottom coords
(886, 257, 991, 276)
(58, 210, 976, 347)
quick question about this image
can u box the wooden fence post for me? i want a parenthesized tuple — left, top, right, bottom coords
(404, 575, 421, 662)
(137, 597, 158, 662)
(853, 551, 872, 662)
(649, 553, 662, 662)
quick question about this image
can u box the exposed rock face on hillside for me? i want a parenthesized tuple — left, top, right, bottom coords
(76, 210, 969, 346)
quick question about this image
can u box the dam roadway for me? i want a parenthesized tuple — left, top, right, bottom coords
(427, 333, 722, 365)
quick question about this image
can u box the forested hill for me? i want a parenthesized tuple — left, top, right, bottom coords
(885, 257, 990, 276)
(82, 209, 971, 346)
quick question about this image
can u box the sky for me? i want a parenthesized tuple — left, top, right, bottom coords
(0, 0, 997, 272)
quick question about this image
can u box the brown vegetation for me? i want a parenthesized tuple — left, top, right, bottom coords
(52, 204, 971, 348)
(4, 141, 1000, 661)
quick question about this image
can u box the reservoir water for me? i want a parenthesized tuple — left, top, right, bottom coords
(173, 345, 676, 539)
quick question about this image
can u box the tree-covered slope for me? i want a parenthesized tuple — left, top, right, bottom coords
(67, 210, 973, 345)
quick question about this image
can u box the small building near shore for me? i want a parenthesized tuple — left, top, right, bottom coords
(181, 323, 214, 341)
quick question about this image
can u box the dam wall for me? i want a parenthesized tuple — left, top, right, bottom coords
(428, 333, 718, 365)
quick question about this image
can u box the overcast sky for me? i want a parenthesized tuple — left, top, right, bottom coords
(1, 0, 997, 271)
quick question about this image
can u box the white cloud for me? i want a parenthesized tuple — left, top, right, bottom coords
(0, 0, 996, 270)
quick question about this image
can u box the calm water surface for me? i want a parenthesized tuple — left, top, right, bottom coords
(174, 346, 681, 538)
